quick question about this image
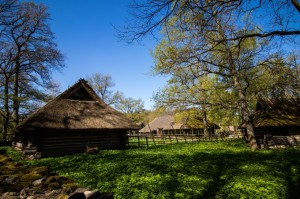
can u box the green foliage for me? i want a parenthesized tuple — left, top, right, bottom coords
(28, 142, 300, 199)
(174, 109, 204, 128)
(0, 146, 24, 163)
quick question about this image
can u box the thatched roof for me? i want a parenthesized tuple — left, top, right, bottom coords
(243, 98, 300, 128)
(139, 114, 219, 133)
(17, 79, 138, 131)
(139, 115, 179, 133)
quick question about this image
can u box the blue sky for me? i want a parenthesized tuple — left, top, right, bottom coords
(35, 0, 168, 110)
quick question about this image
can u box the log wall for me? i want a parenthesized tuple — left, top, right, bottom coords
(17, 129, 128, 157)
(254, 127, 300, 148)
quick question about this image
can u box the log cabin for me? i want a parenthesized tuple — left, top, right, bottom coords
(240, 98, 300, 148)
(14, 79, 138, 157)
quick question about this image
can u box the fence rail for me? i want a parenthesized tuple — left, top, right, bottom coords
(127, 134, 227, 148)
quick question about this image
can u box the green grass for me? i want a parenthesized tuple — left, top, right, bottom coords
(22, 140, 300, 198)
(0, 146, 25, 163)
(128, 135, 220, 147)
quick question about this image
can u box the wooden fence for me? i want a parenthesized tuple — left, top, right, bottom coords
(127, 134, 226, 148)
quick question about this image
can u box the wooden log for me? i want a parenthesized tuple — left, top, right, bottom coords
(23, 149, 37, 155)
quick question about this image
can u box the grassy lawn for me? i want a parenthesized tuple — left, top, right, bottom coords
(18, 140, 300, 199)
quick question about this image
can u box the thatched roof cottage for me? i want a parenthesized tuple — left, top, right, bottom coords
(240, 98, 300, 148)
(15, 79, 138, 157)
(139, 114, 219, 135)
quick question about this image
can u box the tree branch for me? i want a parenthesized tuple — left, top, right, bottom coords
(291, 0, 300, 12)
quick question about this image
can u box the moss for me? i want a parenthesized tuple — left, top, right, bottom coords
(25, 166, 49, 176)
(57, 194, 70, 199)
(0, 162, 19, 175)
(19, 173, 43, 188)
(44, 176, 57, 186)
(55, 176, 74, 185)
(0, 155, 12, 164)
(47, 182, 61, 191)
(62, 183, 80, 191)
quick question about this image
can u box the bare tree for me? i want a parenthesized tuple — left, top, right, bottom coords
(0, 1, 64, 140)
(6, 2, 64, 127)
(86, 73, 119, 105)
(114, 93, 145, 114)
(120, 0, 300, 43)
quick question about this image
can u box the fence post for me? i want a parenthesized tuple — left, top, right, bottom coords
(146, 136, 149, 148)
(138, 136, 140, 147)
(152, 135, 156, 146)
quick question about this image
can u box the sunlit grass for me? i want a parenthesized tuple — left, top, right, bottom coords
(24, 140, 300, 199)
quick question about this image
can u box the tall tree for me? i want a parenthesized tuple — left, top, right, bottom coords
(114, 93, 145, 114)
(0, 0, 18, 140)
(121, 0, 300, 149)
(0, 1, 64, 140)
(121, 0, 300, 43)
(8, 2, 64, 126)
(86, 73, 121, 105)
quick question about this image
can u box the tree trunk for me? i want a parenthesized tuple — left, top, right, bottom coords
(202, 106, 209, 138)
(215, 15, 259, 150)
(13, 61, 20, 127)
(291, 0, 300, 13)
(2, 78, 10, 141)
(232, 75, 258, 150)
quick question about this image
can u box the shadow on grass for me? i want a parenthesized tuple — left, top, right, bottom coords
(30, 142, 300, 199)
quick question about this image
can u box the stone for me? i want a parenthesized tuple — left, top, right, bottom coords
(45, 189, 63, 197)
(55, 176, 73, 185)
(19, 187, 46, 198)
(68, 192, 85, 199)
(84, 190, 101, 199)
(19, 187, 31, 198)
(75, 187, 89, 193)
(34, 152, 42, 159)
(44, 176, 56, 186)
(15, 142, 24, 149)
(19, 173, 43, 188)
(31, 187, 46, 195)
(32, 177, 46, 187)
(0, 192, 19, 199)
(4, 175, 19, 185)
(26, 195, 45, 199)
(85, 190, 114, 199)
(62, 183, 80, 192)
(61, 188, 72, 195)
(47, 182, 61, 191)
(57, 194, 70, 199)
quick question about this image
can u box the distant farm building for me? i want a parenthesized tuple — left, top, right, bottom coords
(240, 98, 300, 148)
(14, 79, 138, 157)
(139, 114, 219, 136)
